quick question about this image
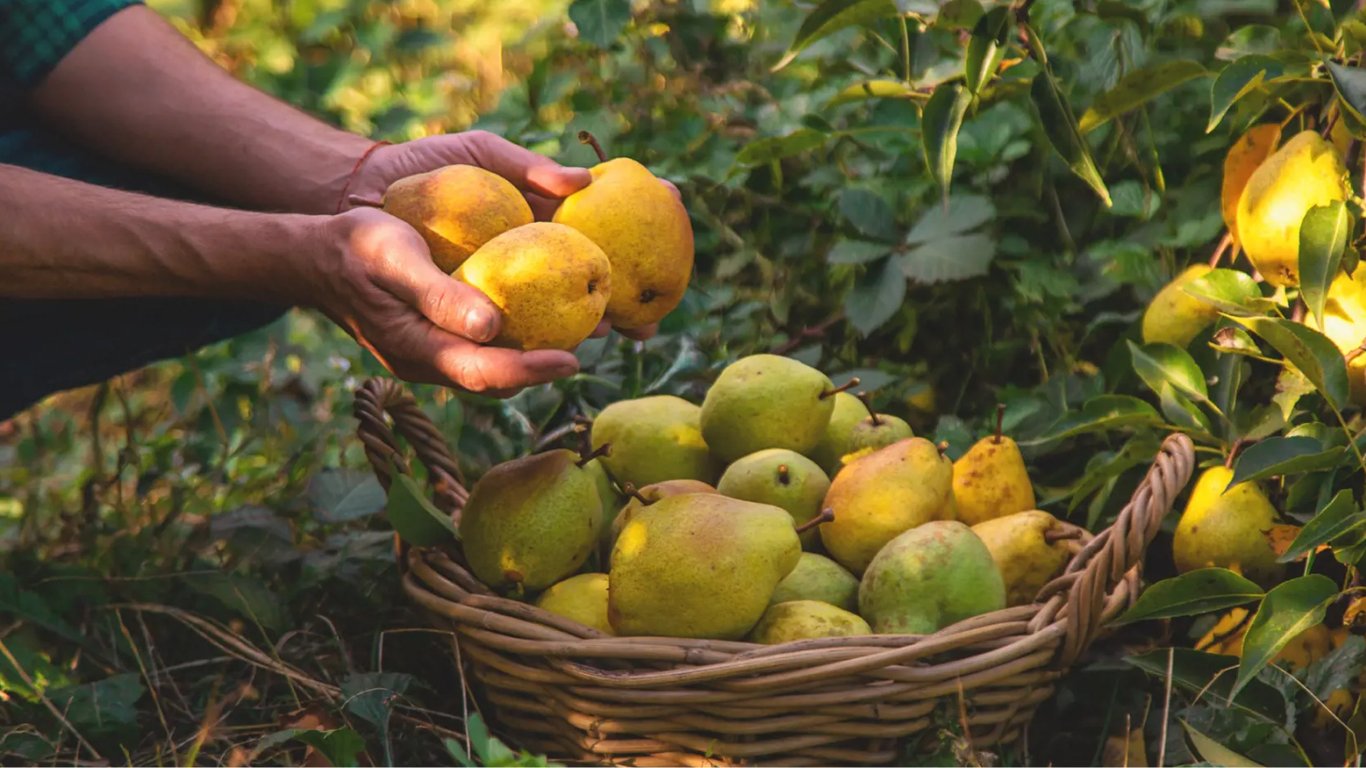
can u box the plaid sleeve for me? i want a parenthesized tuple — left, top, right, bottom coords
(0, 0, 143, 90)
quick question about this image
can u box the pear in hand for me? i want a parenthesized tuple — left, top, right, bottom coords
(590, 396, 718, 489)
(455, 222, 611, 351)
(859, 520, 1006, 634)
(952, 405, 1036, 526)
(1172, 465, 1281, 587)
(609, 493, 800, 639)
(809, 392, 913, 475)
(459, 448, 602, 592)
(819, 437, 955, 574)
(1142, 265, 1219, 348)
(553, 136, 693, 329)
(770, 552, 860, 611)
(717, 449, 831, 550)
(700, 354, 844, 463)
(535, 573, 613, 635)
(373, 164, 534, 273)
(748, 600, 871, 644)
(971, 510, 1074, 607)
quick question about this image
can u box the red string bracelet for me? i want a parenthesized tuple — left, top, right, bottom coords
(335, 140, 392, 214)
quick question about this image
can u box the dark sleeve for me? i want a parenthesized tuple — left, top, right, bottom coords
(0, 0, 143, 90)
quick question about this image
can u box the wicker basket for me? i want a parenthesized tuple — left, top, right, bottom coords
(353, 377, 1196, 766)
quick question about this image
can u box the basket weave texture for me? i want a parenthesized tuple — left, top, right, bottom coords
(353, 377, 1196, 766)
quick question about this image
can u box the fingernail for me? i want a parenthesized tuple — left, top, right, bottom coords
(466, 308, 497, 342)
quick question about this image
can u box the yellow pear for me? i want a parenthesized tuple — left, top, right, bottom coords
(748, 600, 871, 644)
(1142, 264, 1220, 347)
(1172, 466, 1281, 587)
(971, 510, 1074, 607)
(1310, 266, 1366, 405)
(379, 164, 533, 273)
(1236, 130, 1349, 286)
(609, 493, 801, 639)
(951, 408, 1036, 526)
(819, 437, 955, 574)
(553, 156, 693, 329)
(535, 573, 613, 635)
(590, 396, 718, 489)
(454, 222, 611, 351)
(1195, 608, 1332, 670)
(1221, 123, 1282, 247)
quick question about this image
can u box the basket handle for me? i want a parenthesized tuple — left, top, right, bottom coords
(352, 377, 468, 513)
(1041, 432, 1195, 666)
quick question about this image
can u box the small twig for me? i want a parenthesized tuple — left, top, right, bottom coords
(1157, 647, 1173, 768)
(773, 313, 846, 355)
(1207, 231, 1233, 268)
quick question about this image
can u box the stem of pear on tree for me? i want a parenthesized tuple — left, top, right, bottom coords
(579, 131, 609, 163)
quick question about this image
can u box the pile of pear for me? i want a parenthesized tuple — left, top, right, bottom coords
(456, 354, 1081, 644)
(363, 153, 693, 351)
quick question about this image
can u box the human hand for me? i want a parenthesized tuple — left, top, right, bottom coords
(306, 207, 581, 395)
(343, 130, 671, 340)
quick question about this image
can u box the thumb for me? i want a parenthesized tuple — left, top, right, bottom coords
(368, 220, 504, 343)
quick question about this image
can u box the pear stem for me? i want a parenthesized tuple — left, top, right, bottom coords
(621, 482, 651, 506)
(346, 193, 384, 209)
(1346, 335, 1366, 365)
(777, 464, 791, 486)
(794, 508, 835, 535)
(1224, 438, 1248, 469)
(993, 404, 1005, 444)
(936, 441, 951, 458)
(820, 377, 861, 400)
(856, 391, 881, 426)
(1044, 528, 1084, 544)
(578, 131, 609, 163)
(577, 443, 611, 468)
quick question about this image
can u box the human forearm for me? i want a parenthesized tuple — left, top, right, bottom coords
(0, 164, 315, 301)
(28, 6, 371, 215)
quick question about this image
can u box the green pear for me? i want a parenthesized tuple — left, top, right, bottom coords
(584, 458, 625, 568)
(859, 520, 1006, 634)
(770, 553, 859, 611)
(609, 493, 801, 639)
(1141, 265, 1219, 348)
(819, 437, 955, 574)
(535, 573, 613, 635)
(700, 354, 839, 463)
(951, 407, 1036, 526)
(748, 600, 871, 644)
(1172, 466, 1282, 587)
(459, 449, 602, 592)
(717, 449, 830, 550)
(971, 510, 1073, 607)
(608, 479, 717, 544)
(809, 392, 914, 475)
(591, 396, 719, 489)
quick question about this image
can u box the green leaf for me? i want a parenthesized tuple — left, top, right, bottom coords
(1116, 568, 1264, 623)
(839, 188, 898, 242)
(48, 673, 144, 734)
(845, 257, 906, 335)
(1079, 60, 1207, 134)
(827, 239, 890, 265)
(922, 83, 971, 202)
(735, 128, 829, 167)
(1159, 383, 1214, 435)
(1232, 574, 1339, 697)
(1228, 436, 1343, 486)
(568, 0, 631, 49)
(964, 7, 1010, 96)
(1128, 341, 1210, 404)
(773, 0, 898, 71)
(1230, 316, 1351, 410)
(309, 469, 385, 523)
(830, 79, 917, 104)
(899, 233, 996, 283)
(905, 194, 995, 244)
(289, 728, 367, 768)
(387, 472, 458, 546)
(1030, 71, 1112, 207)
(1206, 55, 1284, 132)
(1280, 490, 1365, 563)
(1299, 202, 1353, 330)
(184, 572, 287, 632)
(1327, 60, 1366, 123)
(1036, 395, 1162, 441)
(1183, 721, 1264, 768)
(1182, 268, 1265, 315)
(1126, 648, 1284, 719)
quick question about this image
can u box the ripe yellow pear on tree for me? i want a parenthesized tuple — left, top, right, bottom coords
(700, 354, 845, 463)
(458, 448, 603, 592)
(1310, 266, 1366, 405)
(535, 573, 613, 635)
(553, 136, 694, 329)
(454, 222, 611, 351)
(819, 437, 956, 574)
(370, 164, 534, 273)
(952, 406, 1036, 526)
(717, 449, 831, 550)
(1235, 130, 1349, 287)
(1172, 466, 1282, 587)
(748, 600, 871, 644)
(971, 510, 1074, 607)
(608, 493, 801, 639)
(1221, 123, 1282, 249)
(590, 396, 718, 489)
(809, 392, 914, 475)
(1142, 264, 1220, 348)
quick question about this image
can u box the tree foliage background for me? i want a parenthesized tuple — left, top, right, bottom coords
(7, 0, 1366, 765)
